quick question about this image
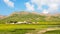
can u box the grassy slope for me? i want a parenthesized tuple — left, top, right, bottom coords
(0, 11, 60, 24)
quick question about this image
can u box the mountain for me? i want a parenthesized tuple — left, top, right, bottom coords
(0, 11, 60, 24)
(0, 15, 6, 19)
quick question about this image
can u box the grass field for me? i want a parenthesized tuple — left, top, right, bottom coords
(0, 24, 60, 30)
(0, 24, 60, 34)
(44, 30, 60, 34)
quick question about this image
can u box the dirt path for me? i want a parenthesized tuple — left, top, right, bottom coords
(37, 27, 60, 34)
(25, 27, 60, 34)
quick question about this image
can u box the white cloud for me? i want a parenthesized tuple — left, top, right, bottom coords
(31, 0, 59, 9)
(4, 0, 14, 8)
(42, 9, 49, 14)
(25, 2, 34, 11)
(29, 0, 60, 14)
(48, 4, 58, 10)
(31, 0, 48, 10)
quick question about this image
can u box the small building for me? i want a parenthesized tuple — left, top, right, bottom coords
(16, 22, 27, 24)
(6, 21, 33, 24)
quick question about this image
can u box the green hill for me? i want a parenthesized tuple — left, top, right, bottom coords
(0, 11, 60, 24)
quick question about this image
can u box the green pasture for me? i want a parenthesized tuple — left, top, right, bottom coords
(0, 24, 60, 30)
(0, 24, 60, 34)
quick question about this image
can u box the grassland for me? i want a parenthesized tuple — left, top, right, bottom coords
(0, 24, 60, 34)
(44, 30, 60, 34)
(0, 24, 60, 30)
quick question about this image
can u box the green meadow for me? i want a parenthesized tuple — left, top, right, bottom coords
(0, 24, 59, 30)
(0, 24, 60, 34)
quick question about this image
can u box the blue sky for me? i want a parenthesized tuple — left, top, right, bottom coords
(0, 0, 29, 15)
(0, 0, 60, 15)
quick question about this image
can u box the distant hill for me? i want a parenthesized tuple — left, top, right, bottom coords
(0, 11, 60, 24)
(0, 15, 6, 19)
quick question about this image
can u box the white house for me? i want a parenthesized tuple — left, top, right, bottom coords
(16, 21, 27, 24)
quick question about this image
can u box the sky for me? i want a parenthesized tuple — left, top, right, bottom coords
(0, 0, 60, 15)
